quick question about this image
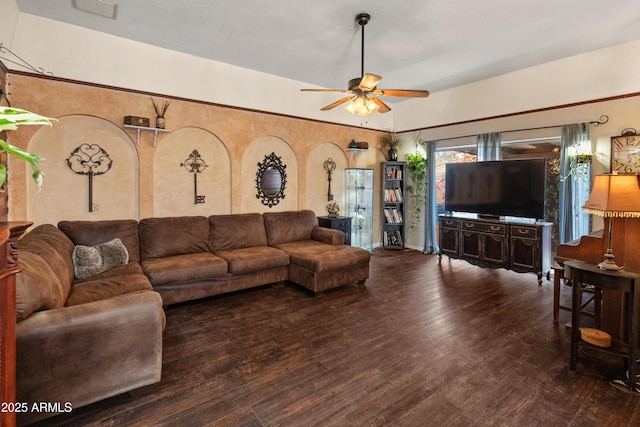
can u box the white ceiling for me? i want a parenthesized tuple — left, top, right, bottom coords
(13, 0, 640, 95)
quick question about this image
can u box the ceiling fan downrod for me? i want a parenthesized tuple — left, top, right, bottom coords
(299, 10, 428, 116)
(356, 13, 370, 78)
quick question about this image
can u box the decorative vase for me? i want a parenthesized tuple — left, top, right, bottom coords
(388, 148, 398, 161)
(156, 116, 165, 129)
(326, 201, 339, 218)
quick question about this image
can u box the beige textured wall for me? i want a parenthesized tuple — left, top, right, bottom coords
(154, 127, 231, 217)
(26, 115, 138, 224)
(5, 73, 387, 242)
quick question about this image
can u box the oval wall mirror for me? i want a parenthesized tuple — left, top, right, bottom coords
(256, 152, 287, 207)
(262, 167, 282, 196)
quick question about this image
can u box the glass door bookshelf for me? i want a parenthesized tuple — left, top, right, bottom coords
(344, 168, 374, 252)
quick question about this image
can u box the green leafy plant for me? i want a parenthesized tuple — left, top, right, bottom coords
(0, 106, 54, 188)
(405, 152, 427, 230)
(564, 153, 592, 183)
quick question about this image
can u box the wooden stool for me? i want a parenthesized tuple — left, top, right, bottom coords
(553, 263, 601, 325)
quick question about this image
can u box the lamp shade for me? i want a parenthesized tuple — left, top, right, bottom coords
(582, 174, 640, 218)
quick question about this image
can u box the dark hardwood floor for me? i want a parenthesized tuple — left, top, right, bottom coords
(31, 249, 640, 426)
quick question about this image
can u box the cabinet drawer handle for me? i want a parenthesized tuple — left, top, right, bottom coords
(490, 226, 501, 232)
(464, 222, 474, 228)
(519, 229, 530, 235)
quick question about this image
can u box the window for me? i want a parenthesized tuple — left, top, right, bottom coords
(435, 149, 476, 215)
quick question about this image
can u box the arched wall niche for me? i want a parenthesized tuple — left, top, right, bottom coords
(323, 145, 386, 246)
(25, 115, 138, 226)
(154, 127, 231, 217)
(241, 136, 297, 213)
(306, 143, 349, 217)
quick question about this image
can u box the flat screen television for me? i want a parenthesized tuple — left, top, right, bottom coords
(444, 158, 546, 220)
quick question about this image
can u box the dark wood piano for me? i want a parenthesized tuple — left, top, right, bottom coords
(555, 229, 605, 266)
(555, 217, 640, 340)
(0, 222, 32, 427)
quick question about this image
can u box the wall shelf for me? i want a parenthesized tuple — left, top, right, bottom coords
(124, 124, 171, 147)
(345, 148, 367, 160)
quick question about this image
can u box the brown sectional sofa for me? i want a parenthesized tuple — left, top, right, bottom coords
(138, 215, 231, 306)
(15, 210, 369, 424)
(16, 221, 165, 426)
(210, 213, 291, 298)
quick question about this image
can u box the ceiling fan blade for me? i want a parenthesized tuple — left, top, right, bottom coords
(359, 73, 382, 91)
(373, 89, 430, 98)
(372, 97, 391, 113)
(301, 88, 352, 93)
(321, 96, 355, 111)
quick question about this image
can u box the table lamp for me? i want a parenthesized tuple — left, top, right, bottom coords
(582, 173, 640, 270)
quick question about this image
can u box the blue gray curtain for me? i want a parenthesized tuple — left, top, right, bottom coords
(477, 132, 502, 161)
(559, 123, 591, 243)
(424, 140, 438, 253)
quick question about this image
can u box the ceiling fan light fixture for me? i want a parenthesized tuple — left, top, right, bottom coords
(364, 96, 380, 115)
(302, 12, 429, 116)
(344, 94, 379, 117)
(344, 98, 358, 115)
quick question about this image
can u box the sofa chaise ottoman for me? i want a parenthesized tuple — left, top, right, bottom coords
(264, 210, 370, 293)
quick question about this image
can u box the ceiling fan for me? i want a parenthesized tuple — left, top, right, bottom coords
(301, 13, 430, 117)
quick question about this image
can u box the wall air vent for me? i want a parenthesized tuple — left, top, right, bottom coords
(72, 0, 118, 19)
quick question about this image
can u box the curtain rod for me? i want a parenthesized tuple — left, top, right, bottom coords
(417, 115, 609, 144)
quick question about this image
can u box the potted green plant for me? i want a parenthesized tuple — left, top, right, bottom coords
(405, 152, 427, 230)
(381, 132, 402, 161)
(0, 106, 54, 189)
(563, 152, 593, 183)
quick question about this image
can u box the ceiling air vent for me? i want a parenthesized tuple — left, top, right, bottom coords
(72, 0, 118, 19)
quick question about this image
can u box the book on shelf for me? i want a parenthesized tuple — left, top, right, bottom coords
(384, 208, 403, 224)
(391, 207, 403, 223)
(383, 230, 404, 247)
(393, 187, 403, 201)
(384, 208, 393, 223)
(383, 208, 403, 224)
(394, 231, 403, 246)
(385, 167, 403, 180)
(384, 187, 403, 202)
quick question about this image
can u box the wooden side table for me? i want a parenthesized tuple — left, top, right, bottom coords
(565, 260, 640, 393)
(317, 216, 351, 245)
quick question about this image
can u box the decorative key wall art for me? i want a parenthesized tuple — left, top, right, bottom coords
(66, 143, 113, 212)
(323, 157, 336, 201)
(180, 149, 208, 204)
